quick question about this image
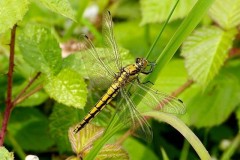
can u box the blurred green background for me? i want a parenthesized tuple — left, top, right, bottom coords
(0, 0, 240, 159)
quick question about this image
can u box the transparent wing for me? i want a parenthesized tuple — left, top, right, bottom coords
(129, 82, 186, 114)
(102, 10, 122, 72)
(118, 88, 153, 142)
(77, 35, 114, 87)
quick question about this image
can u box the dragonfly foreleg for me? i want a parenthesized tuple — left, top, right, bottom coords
(141, 62, 155, 74)
(136, 77, 154, 85)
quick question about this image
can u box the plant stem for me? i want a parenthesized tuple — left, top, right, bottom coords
(13, 85, 43, 106)
(115, 130, 132, 145)
(144, 111, 211, 160)
(0, 24, 17, 146)
(12, 72, 41, 105)
(220, 133, 240, 160)
(171, 79, 194, 97)
(145, 0, 180, 59)
(7, 133, 26, 160)
(179, 139, 190, 160)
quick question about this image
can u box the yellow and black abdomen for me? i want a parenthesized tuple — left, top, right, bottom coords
(73, 80, 121, 133)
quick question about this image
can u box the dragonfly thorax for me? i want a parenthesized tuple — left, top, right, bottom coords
(122, 58, 148, 77)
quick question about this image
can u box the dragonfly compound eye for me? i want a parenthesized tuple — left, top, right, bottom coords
(136, 58, 140, 63)
(142, 59, 148, 68)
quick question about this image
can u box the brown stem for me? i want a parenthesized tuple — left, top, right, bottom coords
(12, 72, 41, 106)
(115, 130, 133, 145)
(0, 24, 17, 146)
(171, 79, 194, 97)
(13, 85, 43, 106)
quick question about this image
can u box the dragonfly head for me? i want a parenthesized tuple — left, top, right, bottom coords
(135, 58, 148, 70)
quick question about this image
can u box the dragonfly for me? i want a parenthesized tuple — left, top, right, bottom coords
(73, 11, 186, 141)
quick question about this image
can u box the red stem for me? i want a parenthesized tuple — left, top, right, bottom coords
(0, 24, 17, 146)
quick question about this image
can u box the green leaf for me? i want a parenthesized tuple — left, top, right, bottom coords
(8, 108, 54, 151)
(96, 144, 129, 160)
(49, 103, 83, 153)
(44, 69, 87, 109)
(114, 21, 179, 58)
(0, 0, 29, 34)
(140, 0, 197, 25)
(69, 124, 128, 159)
(161, 147, 170, 160)
(38, 0, 76, 21)
(18, 25, 62, 75)
(181, 27, 237, 86)
(123, 138, 158, 160)
(112, 0, 141, 20)
(68, 124, 104, 154)
(0, 147, 14, 160)
(236, 106, 240, 130)
(147, 0, 215, 84)
(209, 0, 240, 29)
(182, 71, 240, 128)
(154, 59, 187, 93)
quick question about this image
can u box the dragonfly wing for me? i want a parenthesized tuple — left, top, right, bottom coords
(102, 11, 122, 71)
(129, 82, 186, 115)
(119, 88, 153, 142)
(78, 35, 114, 87)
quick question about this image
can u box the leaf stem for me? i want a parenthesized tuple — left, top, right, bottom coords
(0, 24, 17, 146)
(13, 84, 43, 106)
(7, 132, 26, 160)
(145, 0, 180, 59)
(179, 139, 190, 160)
(220, 133, 240, 160)
(171, 79, 194, 97)
(12, 72, 42, 105)
(144, 111, 211, 160)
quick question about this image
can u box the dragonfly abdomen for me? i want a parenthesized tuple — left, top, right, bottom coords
(73, 81, 122, 133)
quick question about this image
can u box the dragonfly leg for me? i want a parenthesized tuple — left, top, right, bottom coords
(141, 62, 155, 74)
(136, 77, 154, 85)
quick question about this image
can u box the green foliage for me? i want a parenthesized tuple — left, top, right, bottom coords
(12, 81, 48, 107)
(144, 111, 211, 160)
(0, 0, 29, 34)
(149, 0, 215, 82)
(237, 107, 240, 129)
(44, 69, 87, 109)
(181, 27, 237, 86)
(37, 0, 76, 21)
(49, 104, 82, 153)
(155, 60, 187, 93)
(209, 0, 240, 29)
(8, 108, 54, 151)
(1, 0, 240, 159)
(140, 0, 197, 25)
(96, 144, 129, 160)
(0, 147, 14, 160)
(68, 124, 129, 159)
(18, 25, 62, 75)
(183, 69, 240, 127)
(123, 138, 158, 160)
(69, 124, 105, 154)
